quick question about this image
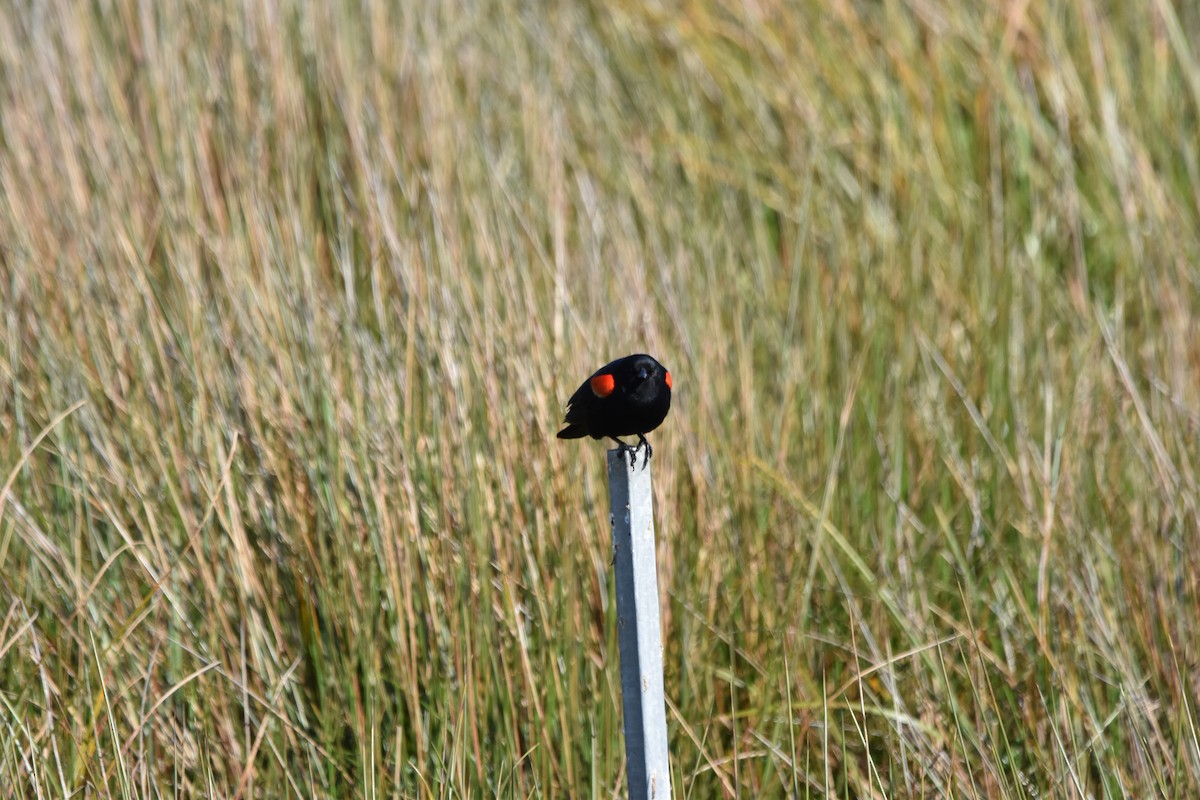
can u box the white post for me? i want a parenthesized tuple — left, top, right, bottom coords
(608, 449, 672, 799)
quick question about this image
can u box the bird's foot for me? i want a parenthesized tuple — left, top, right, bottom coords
(612, 438, 637, 468)
(636, 434, 653, 469)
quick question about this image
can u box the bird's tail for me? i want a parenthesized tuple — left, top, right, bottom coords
(556, 424, 587, 439)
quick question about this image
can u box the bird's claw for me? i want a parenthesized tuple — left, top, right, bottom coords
(613, 440, 637, 469)
(636, 435, 652, 469)
(614, 437, 653, 469)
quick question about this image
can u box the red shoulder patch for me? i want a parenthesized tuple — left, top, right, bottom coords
(664, 370, 672, 389)
(590, 374, 616, 397)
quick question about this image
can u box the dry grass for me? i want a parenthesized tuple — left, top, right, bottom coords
(2, 0, 1199, 796)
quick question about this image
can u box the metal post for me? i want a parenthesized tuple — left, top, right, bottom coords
(608, 449, 672, 799)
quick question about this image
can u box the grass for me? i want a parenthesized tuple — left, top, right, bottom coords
(1, 0, 1199, 796)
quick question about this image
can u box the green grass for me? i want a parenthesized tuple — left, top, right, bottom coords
(2, 0, 1199, 796)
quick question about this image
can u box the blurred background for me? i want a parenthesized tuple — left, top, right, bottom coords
(1, 0, 1198, 796)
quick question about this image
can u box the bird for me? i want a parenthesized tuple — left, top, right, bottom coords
(556, 353, 673, 467)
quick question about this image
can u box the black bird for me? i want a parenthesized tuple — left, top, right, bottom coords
(557, 354, 673, 467)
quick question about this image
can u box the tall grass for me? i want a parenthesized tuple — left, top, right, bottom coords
(2, 0, 1198, 796)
